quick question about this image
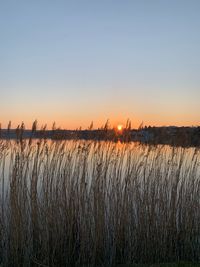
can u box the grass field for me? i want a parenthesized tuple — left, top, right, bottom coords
(0, 138, 200, 266)
(117, 264, 200, 267)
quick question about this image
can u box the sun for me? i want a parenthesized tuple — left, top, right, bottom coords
(117, 124, 123, 131)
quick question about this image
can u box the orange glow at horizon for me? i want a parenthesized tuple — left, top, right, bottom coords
(117, 124, 123, 131)
(0, 115, 199, 130)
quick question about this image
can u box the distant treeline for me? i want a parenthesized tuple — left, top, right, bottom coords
(0, 121, 200, 147)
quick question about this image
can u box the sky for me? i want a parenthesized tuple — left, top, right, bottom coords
(0, 0, 200, 129)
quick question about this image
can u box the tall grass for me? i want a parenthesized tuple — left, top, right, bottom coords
(0, 138, 199, 266)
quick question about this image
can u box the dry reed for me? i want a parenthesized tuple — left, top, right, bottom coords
(0, 136, 199, 266)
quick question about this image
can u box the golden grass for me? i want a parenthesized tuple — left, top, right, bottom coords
(0, 137, 199, 266)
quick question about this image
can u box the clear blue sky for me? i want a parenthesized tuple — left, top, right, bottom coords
(0, 0, 200, 128)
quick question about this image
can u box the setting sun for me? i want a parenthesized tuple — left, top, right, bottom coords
(117, 124, 123, 131)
